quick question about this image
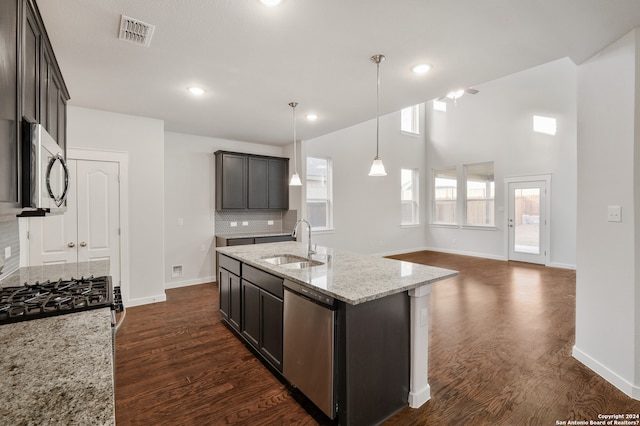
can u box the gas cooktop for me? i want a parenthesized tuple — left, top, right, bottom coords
(0, 275, 113, 325)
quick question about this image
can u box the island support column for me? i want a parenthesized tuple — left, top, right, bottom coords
(408, 283, 432, 408)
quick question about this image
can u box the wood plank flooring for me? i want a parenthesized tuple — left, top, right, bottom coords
(115, 251, 640, 425)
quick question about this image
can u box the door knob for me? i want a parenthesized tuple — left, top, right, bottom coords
(79, 242, 87, 247)
(68, 242, 75, 248)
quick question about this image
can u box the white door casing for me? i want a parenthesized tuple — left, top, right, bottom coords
(505, 175, 551, 265)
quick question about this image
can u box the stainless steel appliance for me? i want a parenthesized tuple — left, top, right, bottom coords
(283, 279, 336, 419)
(21, 121, 70, 215)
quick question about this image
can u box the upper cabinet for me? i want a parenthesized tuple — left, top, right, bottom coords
(0, 0, 70, 217)
(215, 151, 289, 211)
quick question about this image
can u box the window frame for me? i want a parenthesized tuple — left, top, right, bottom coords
(401, 168, 419, 226)
(432, 167, 458, 226)
(401, 104, 420, 136)
(463, 162, 495, 228)
(305, 156, 333, 232)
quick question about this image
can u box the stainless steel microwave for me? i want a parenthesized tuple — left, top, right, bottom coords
(21, 121, 69, 215)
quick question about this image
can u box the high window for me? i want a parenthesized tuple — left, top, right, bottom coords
(401, 104, 420, 135)
(464, 162, 495, 226)
(401, 168, 419, 225)
(433, 168, 457, 224)
(306, 157, 332, 230)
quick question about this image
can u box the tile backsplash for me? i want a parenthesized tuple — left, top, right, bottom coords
(0, 219, 20, 280)
(215, 209, 298, 235)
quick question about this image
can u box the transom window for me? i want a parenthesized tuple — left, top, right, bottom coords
(464, 162, 495, 226)
(401, 105, 420, 135)
(433, 168, 457, 225)
(401, 168, 419, 225)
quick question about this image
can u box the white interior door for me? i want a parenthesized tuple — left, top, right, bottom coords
(507, 179, 549, 265)
(29, 159, 121, 283)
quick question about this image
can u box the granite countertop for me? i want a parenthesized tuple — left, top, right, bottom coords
(0, 260, 110, 288)
(217, 241, 458, 305)
(216, 231, 293, 240)
(0, 308, 115, 425)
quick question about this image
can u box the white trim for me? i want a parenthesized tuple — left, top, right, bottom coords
(374, 246, 430, 257)
(572, 345, 640, 399)
(67, 147, 131, 307)
(126, 293, 167, 307)
(423, 246, 506, 261)
(546, 261, 576, 270)
(165, 276, 216, 289)
(504, 174, 552, 266)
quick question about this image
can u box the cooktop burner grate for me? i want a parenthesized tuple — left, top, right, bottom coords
(0, 276, 113, 325)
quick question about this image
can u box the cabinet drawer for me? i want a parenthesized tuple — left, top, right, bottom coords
(242, 264, 283, 299)
(219, 254, 241, 276)
(254, 235, 295, 244)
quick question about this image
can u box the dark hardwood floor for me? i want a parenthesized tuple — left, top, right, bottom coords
(115, 251, 640, 425)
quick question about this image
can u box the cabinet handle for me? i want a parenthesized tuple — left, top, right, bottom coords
(79, 242, 87, 247)
(68, 242, 75, 248)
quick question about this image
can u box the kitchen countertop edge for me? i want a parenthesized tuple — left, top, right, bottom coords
(217, 242, 458, 305)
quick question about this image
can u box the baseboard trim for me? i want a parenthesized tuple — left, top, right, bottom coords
(572, 345, 640, 400)
(422, 247, 506, 261)
(126, 293, 167, 307)
(546, 261, 576, 270)
(165, 276, 216, 290)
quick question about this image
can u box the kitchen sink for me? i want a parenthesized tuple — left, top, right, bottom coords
(261, 254, 324, 269)
(280, 260, 324, 269)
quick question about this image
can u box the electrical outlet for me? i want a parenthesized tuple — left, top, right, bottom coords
(230, 222, 237, 227)
(177, 218, 183, 227)
(268, 220, 274, 226)
(608, 205, 622, 222)
(4, 247, 10, 259)
(242, 221, 248, 226)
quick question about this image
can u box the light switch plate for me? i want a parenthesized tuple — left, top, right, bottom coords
(4, 246, 10, 259)
(607, 205, 622, 222)
(230, 222, 237, 227)
(242, 221, 248, 226)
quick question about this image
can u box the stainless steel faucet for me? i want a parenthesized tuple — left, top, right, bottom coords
(292, 219, 316, 258)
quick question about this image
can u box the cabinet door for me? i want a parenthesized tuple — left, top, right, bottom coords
(241, 280, 260, 348)
(0, 0, 18, 208)
(247, 156, 268, 209)
(268, 158, 288, 209)
(228, 272, 242, 331)
(216, 153, 247, 210)
(22, 0, 40, 124)
(260, 290, 283, 370)
(219, 268, 230, 321)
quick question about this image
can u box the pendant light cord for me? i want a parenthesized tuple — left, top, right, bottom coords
(376, 59, 380, 159)
(289, 102, 298, 174)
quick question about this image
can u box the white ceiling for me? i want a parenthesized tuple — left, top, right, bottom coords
(37, 0, 640, 146)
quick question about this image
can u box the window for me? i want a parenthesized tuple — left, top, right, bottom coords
(401, 104, 420, 135)
(433, 168, 457, 224)
(401, 169, 419, 225)
(533, 115, 557, 135)
(306, 157, 332, 230)
(464, 162, 495, 226)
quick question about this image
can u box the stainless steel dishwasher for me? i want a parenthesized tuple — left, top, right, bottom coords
(283, 279, 336, 419)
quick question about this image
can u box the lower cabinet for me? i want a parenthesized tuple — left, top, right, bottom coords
(219, 253, 284, 372)
(241, 279, 283, 371)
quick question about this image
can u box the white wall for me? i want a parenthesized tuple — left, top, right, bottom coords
(425, 58, 577, 267)
(574, 29, 640, 398)
(163, 131, 284, 287)
(67, 106, 165, 306)
(304, 106, 428, 255)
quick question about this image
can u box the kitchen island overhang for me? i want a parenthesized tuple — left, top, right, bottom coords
(216, 241, 458, 424)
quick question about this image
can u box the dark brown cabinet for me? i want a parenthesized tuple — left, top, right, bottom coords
(215, 151, 289, 211)
(0, 0, 69, 216)
(218, 254, 241, 332)
(0, 0, 19, 212)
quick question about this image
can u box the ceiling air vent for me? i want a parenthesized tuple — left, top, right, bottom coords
(118, 15, 155, 47)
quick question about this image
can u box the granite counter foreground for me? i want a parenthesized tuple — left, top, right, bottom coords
(216, 241, 458, 304)
(0, 260, 110, 288)
(0, 308, 115, 425)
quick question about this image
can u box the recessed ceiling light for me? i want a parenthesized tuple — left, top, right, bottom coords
(259, 0, 283, 6)
(306, 113, 318, 121)
(188, 87, 205, 96)
(411, 63, 432, 74)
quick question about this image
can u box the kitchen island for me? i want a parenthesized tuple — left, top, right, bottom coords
(217, 241, 458, 425)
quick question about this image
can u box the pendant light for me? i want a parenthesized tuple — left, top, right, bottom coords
(289, 102, 302, 186)
(368, 54, 387, 177)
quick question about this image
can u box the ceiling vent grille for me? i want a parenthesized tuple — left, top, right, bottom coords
(118, 15, 155, 47)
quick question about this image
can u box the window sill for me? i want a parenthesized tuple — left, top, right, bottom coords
(400, 223, 421, 228)
(311, 228, 335, 235)
(429, 223, 459, 229)
(460, 225, 497, 231)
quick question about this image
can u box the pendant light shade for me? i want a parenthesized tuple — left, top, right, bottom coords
(289, 102, 302, 186)
(369, 54, 387, 177)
